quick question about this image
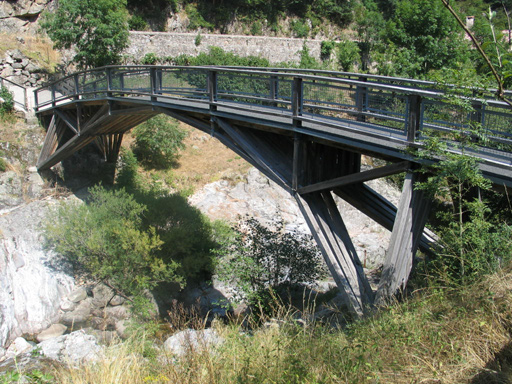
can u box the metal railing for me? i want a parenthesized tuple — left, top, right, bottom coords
(1, 77, 28, 111)
(34, 65, 512, 162)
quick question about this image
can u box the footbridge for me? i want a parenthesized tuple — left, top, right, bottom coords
(33, 66, 512, 316)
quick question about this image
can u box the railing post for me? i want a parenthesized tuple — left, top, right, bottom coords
(270, 71, 278, 108)
(292, 77, 303, 128)
(33, 89, 38, 112)
(74, 74, 80, 100)
(150, 67, 157, 102)
(356, 76, 367, 122)
(208, 70, 217, 112)
(407, 94, 422, 143)
(106, 68, 112, 98)
(51, 84, 56, 107)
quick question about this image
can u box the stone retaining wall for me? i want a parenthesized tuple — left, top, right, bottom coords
(126, 31, 327, 64)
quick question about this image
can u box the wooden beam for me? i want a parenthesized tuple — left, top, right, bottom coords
(376, 172, 432, 303)
(333, 184, 437, 255)
(214, 117, 292, 190)
(37, 114, 57, 168)
(295, 191, 373, 317)
(298, 161, 411, 195)
(54, 109, 79, 136)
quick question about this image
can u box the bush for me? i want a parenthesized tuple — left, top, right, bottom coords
(320, 40, 336, 61)
(132, 115, 187, 169)
(128, 15, 147, 31)
(44, 186, 182, 299)
(141, 52, 158, 65)
(290, 19, 310, 38)
(336, 40, 360, 72)
(215, 217, 325, 305)
(0, 87, 14, 116)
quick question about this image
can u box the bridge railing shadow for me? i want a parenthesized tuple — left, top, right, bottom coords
(34, 65, 512, 164)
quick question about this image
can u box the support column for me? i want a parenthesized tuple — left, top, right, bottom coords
(376, 171, 431, 303)
(296, 191, 373, 317)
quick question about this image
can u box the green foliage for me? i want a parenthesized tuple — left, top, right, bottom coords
(185, 3, 214, 30)
(128, 14, 148, 31)
(44, 185, 182, 298)
(215, 217, 325, 305)
(0, 370, 54, 384)
(132, 115, 187, 169)
(0, 87, 14, 116)
(194, 32, 202, 46)
(41, 0, 129, 69)
(320, 40, 335, 61)
(290, 19, 309, 38)
(336, 39, 360, 72)
(250, 21, 263, 36)
(377, 0, 470, 77)
(141, 52, 158, 65)
(298, 43, 321, 69)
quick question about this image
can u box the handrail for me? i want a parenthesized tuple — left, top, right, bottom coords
(33, 65, 512, 165)
(0, 76, 27, 111)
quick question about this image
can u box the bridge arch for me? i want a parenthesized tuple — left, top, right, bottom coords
(34, 65, 512, 316)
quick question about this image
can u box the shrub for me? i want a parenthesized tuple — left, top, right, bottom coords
(0, 87, 14, 116)
(290, 19, 310, 38)
(141, 52, 158, 65)
(250, 21, 263, 36)
(128, 15, 148, 31)
(44, 186, 183, 299)
(336, 40, 360, 72)
(194, 32, 202, 46)
(215, 217, 325, 305)
(132, 115, 187, 169)
(320, 40, 336, 61)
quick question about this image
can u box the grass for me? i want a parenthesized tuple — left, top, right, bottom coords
(0, 33, 60, 73)
(31, 267, 512, 383)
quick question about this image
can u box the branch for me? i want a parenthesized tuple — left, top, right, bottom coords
(441, 0, 512, 108)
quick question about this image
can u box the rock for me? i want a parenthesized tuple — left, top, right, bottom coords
(104, 305, 130, 320)
(67, 287, 87, 303)
(60, 308, 90, 328)
(0, 200, 75, 348)
(109, 295, 125, 306)
(5, 337, 33, 358)
(36, 324, 67, 342)
(115, 320, 129, 339)
(60, 299, 76, 312)
(39, 330, 103, 364)
(163, 328, 223, 356)
(92, 283, 115, 308)
(0, 171, 23, 210)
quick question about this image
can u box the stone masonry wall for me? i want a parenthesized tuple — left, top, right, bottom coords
(126, 31, 326, 64)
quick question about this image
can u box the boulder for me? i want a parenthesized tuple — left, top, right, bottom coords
(67, 287, 87, 303)
(39, 330, 103, 364)
(5, 337, 33, 358)
(36, 323, 67, 342)
(92, 283, 115, 308)
(163, 328, 223, 356)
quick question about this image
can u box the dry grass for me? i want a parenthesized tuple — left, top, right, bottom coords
(0, 33, 60, 73)
(46, 269, 512, 383)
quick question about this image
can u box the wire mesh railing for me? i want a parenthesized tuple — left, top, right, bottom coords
(34, 65, 512, 163)
(1, 77, 28, 111)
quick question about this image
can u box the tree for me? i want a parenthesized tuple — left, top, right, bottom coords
(41, 0, 129, 69)
(132, 115, 187, 169)
(215, 217, 325, 305)
(379, 0, 469, 78)
(44, 186, 182, 299)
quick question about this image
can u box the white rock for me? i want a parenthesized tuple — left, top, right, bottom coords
(163, 328, 223, 356)
(5, 337, 33, 358)
(60, 299, 76, 312)
(37, 323, 67, 342)
(39, 330, 103, 364)
(67, 287, 87, 303)
(0, 200, 75, 348)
